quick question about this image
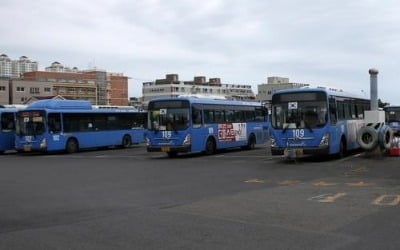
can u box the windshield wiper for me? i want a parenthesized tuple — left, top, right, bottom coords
(282, 123, 290, 133)
(303, 121, 313, 132)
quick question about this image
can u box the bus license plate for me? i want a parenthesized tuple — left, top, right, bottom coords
(161, 146, 170, 152)
(24, 145, 32, 152)
(296, 149, 303, 156)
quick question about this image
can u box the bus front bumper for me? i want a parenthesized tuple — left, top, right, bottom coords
(147, 145, 191, 153)
(271, 146, 329, 156)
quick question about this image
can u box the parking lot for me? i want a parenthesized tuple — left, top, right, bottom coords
(1, 144, 400, 250)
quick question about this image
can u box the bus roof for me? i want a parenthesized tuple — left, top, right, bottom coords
(27, 99, 93, 110)
(23, 99, 144, 114)
(149, 96, 263, 107)
(272, 87, 368, 100)
(0, 108, 19, 113)
(384, 105, 400, 109)
(0, 104, 27, 109)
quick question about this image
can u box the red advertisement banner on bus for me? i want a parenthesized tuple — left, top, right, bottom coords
(218, 123, 247, 142)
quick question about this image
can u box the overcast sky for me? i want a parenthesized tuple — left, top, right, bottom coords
(1, 0, 399, 104)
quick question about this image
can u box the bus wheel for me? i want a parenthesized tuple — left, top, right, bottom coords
(205, 137, 216, 155)
(167, 152, 178, 158)
(122, 135, 132, 148)
(336, 139, 346, 159)
(66, 138, 79, 153)
(247, 135, 256, 150)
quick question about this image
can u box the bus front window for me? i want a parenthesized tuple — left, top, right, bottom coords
(387, 110, 400, 123)
(272, 92, 328, 130)
(16, 111, 46, 136)
(149, 108, 189, 131)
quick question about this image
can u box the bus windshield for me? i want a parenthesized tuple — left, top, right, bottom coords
(386, 109, 400, 123)
(148, 100, 189, 131)
(272, 92, 328, 130)
(15, 110, 46, 136)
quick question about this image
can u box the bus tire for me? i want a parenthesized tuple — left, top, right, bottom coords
(205, 137, 216, 155)
(167, 152, 178, 158)
(122, 135, 132, 148)
(246, 134, 256, 150)
(378, 125, 392, 150)
(357, 126, 378, 151)
(336, 137, 347, 159)
(66, 138, 79, 153)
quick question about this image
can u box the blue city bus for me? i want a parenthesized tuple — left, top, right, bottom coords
(0, 107, 20, 154)
(270, 87, 370, 158)
(146, 96, 269, 157)
(15, 99, 147, 153)
(383, 106, 400, 135)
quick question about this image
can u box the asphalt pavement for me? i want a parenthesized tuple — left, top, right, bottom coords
(0, 145, 399, 250)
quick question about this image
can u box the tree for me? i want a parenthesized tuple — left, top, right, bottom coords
(378, 98, 390, 108)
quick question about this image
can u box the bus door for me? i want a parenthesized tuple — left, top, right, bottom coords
(0, 111, 16, 152)
(191, 105, 210, 152)
(328, 97, 341, 151)
(47, 113, 63, 149)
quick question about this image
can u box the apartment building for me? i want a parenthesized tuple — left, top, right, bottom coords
(45, 61, 79, 73)
(0, 55, 12, 78)
(142, 74, 255, 102)
(0, 54, 38, 78)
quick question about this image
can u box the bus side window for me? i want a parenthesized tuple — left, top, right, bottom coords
(48, 113, 61, 133)
(204, 110, 214, 124)
(192, 107, 202, 128)
(329, 98, 337, 124)
(1, 113, 15, 131)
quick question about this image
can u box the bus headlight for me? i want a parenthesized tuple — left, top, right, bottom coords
(319, 133, 329, 146)
(40, 138, 47, 149)
(270, 135, 277, 147)
(183, 134, 191, 146)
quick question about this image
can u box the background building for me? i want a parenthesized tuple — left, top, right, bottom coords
(1, 53, 316, 107)
(142, 74, 255, 103)
(22, 71, 98, 104)
(0, 55, 129, 105)
(45, 61, 79, 73)
(256, 76, 310, 103)
(0, 79, 9, 104)
(0, 54, 38, 78)
(22, 69, 129, 106)
(11, 79, 54, 104)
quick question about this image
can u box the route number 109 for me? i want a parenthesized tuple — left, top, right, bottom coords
(293, 129, 305, 138)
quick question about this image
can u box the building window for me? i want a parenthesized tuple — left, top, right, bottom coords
(0, 86, 5, 91)
(44, 87, 51, 92)
(16, 87, 25, 92)
(30, 87, 40, 94)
